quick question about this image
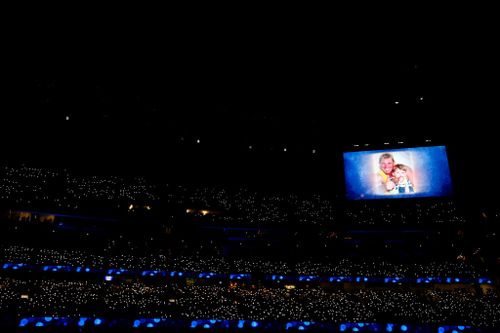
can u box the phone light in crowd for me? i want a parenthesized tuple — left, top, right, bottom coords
(104, 275, 113, 282)
(384, 142, 390, 145)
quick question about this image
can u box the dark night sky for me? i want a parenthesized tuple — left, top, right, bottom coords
(1, 19, 499, 198)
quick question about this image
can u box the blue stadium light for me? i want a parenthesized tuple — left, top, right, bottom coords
(85, 268, 90, 272)
(191, 321, 198, 328)
(340, 324, 347, 331)
(458, 326, 465, 330)
(133, 320, 141, 327)
(170, 271, 176, 277)
(78, 318, 86, 327)
(358, 323, 365, 327)
(352, 328, 359, 332)
(386, 323, 394, 332)
(455, 278, 460, 283)
(178, 272, 183, 276)
(238, 320, 245, 329)
(304, 321, 311, 326)
(438, 327, 445, 333)
(210, 320, 217, 324)
(19, 319, 29, 327)
(286, 323, 293, 330)
(153, 318, 161, 323)
(35, 322, 44, 327)
(203, 324, 211, 329)
(251, 321, 258, 328)
(94, 318, 102, 325)
(76, 267, 82, 272)
(400, 324, 408, 331)
(298, 326, 305, 330)
(147, 323, 154, 328)
(452, 331, 458, 333)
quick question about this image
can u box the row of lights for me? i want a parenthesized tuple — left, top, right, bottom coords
(353, 139, 432, 148)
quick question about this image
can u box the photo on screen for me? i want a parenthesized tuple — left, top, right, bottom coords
(343, 146, 453, 200)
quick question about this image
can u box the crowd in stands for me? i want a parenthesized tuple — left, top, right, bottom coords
(1, 245, 486, 278)
(1, 277, 499, 327)
(1, 165, 467, 226)
(1, 165, 498, 329)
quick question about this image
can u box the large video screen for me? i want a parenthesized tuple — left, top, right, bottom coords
(344, 146, 453, 200)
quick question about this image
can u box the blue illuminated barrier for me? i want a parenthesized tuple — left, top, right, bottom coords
(18, 317, 481, 332)
(2, 262, 494, 285)
(2, 263, 98, 273)
(229, 273, 251, 280)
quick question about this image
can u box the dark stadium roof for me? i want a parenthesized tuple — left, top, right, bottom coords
(2, 20, 498, 198)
